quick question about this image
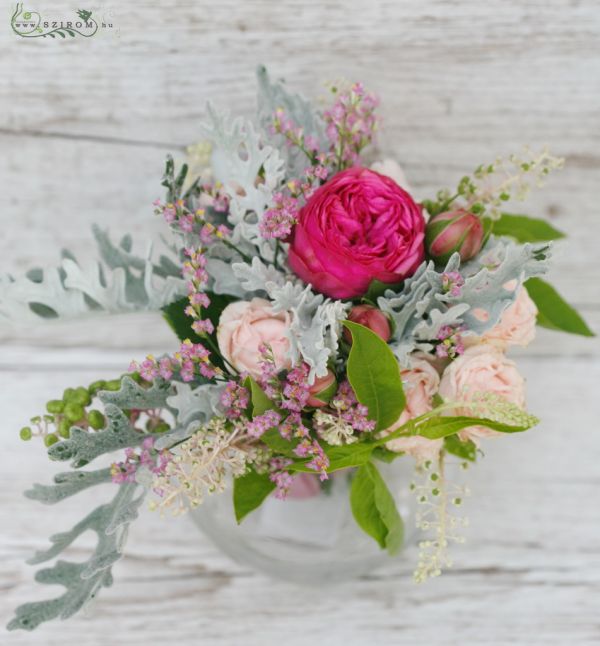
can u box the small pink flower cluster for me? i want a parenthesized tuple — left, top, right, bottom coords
(441, 271, 465, 298)
(294, 439, 330, 480)
(281, 363, 311, 412)
(259, 162, 330, 240)
(220, 381, 250, 419)
(182, 245, 214, 336)
(154, 198, 230, 234)
(247, 409, 281, 439)
(111, 437, 170, 484)
(130, 340, 219, 383)
(435, 325, 466, 359)
(331, 380, 376, 433)
(324, 82, 380, 167)
(272, 107, 320, 158)
(268, 457, 294, 499)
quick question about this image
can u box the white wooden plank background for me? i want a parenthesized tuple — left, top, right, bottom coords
(1, 0, 600, 644)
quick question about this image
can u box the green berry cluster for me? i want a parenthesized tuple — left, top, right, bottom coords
(19, 378, 122, 448)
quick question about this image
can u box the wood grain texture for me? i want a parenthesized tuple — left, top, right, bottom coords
(1, 0, 599, 643)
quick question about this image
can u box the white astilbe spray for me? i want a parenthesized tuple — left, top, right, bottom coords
(459, 147, 564, 219)
(150, 418, 248, 516)
(313, 410, 358, 446)
(412, 455, 470, 583)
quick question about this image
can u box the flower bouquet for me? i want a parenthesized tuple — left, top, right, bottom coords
(6, 67, 594, 631)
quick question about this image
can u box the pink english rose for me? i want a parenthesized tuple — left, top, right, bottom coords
(288, 167, 425, 299)
(482, 287, 538, 348)
(216, 298, 291, 378)
(438, 344, 526, 443)
(384, 355, 443, 461)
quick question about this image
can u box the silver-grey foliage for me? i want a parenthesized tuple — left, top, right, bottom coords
(0, 226, 185, 324)
(379, 238, 551, 363)
(8, 483, 145, 632)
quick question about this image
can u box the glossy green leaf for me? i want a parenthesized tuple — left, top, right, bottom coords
(490, 213, 566, 243)
(245, 376, 276, 417)
(525, 277, 595, 337)
(261, 428, 297, 458)
(414, 415, 535, 440)
(288, 442, 375, 474)
(233, 468, 275, 524)
(342, 321, 405, 431)
(350, 462, 403, 554)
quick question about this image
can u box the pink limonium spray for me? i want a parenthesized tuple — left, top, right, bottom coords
(220, 380, 250, 419)
(269, 457, 294, 499)
(441, 271, 465, 298)
(294, 439, 330, 481)
(435, 325, 466, 359)
(130, 339, 220, 384)
(324, 82, 380, 170)
(111, 436, 170, 484)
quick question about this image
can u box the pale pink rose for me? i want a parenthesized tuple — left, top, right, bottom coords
(438, 344, 526, 442)
(370, 158, 412, 193)
(482, 288, 538, 348)
(217, 298, 291, 378)
(385, 356, 443, 461)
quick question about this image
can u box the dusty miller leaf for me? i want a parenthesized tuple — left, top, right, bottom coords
(379, 237, 551, 363)
(165, 381, 225, 428)
(25, 468, 112, 505)
(8, 483, 145, 632)
(199, 103, 285, 247)
(0, 227, 185, 324)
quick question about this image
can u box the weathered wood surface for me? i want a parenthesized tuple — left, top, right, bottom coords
(1, 0, 599, 643)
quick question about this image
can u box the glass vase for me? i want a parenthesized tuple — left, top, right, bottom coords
(189, 460, 418, 583)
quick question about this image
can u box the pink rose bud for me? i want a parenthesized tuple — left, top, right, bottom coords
(307, 369, 337, 408)
(344, 305, 392, 343)
(425, 209, 484, 264)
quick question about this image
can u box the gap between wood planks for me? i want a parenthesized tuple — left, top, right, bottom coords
(0, 127, 185, 151)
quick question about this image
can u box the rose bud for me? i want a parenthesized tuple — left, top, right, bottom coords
(425, 209, 484, 264)
(307, 369, 337, 408)
(344, 305, 392, 343)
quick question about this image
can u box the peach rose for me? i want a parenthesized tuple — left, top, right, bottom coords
(217, 298, 291, 378)
(385, 355, 443, 461)
(482, 287, 538, 348)
(438, 344, 526, 442)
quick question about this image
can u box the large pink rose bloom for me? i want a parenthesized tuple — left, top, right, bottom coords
(439, 344, 526, 443)
(217, 298, 291, 378)
(288, 167, 425, 299)
(482, 287, 538, 348)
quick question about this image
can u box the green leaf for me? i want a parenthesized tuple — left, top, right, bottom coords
(350, 462, 403, 554)
(233, 468, 275, 524)
(261, 428, 297, 457)
(245, 376, 276, 417)
(444, 435, 477, 462)
(326, 443, 375, 471)
(414, 415, 535, 440)
(342, 320, 405, 431)
(489, 213, 565, 243)
(288, 442, 375, 474)
(525, 277, 595, 337)
(371, 446, 401, 463)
